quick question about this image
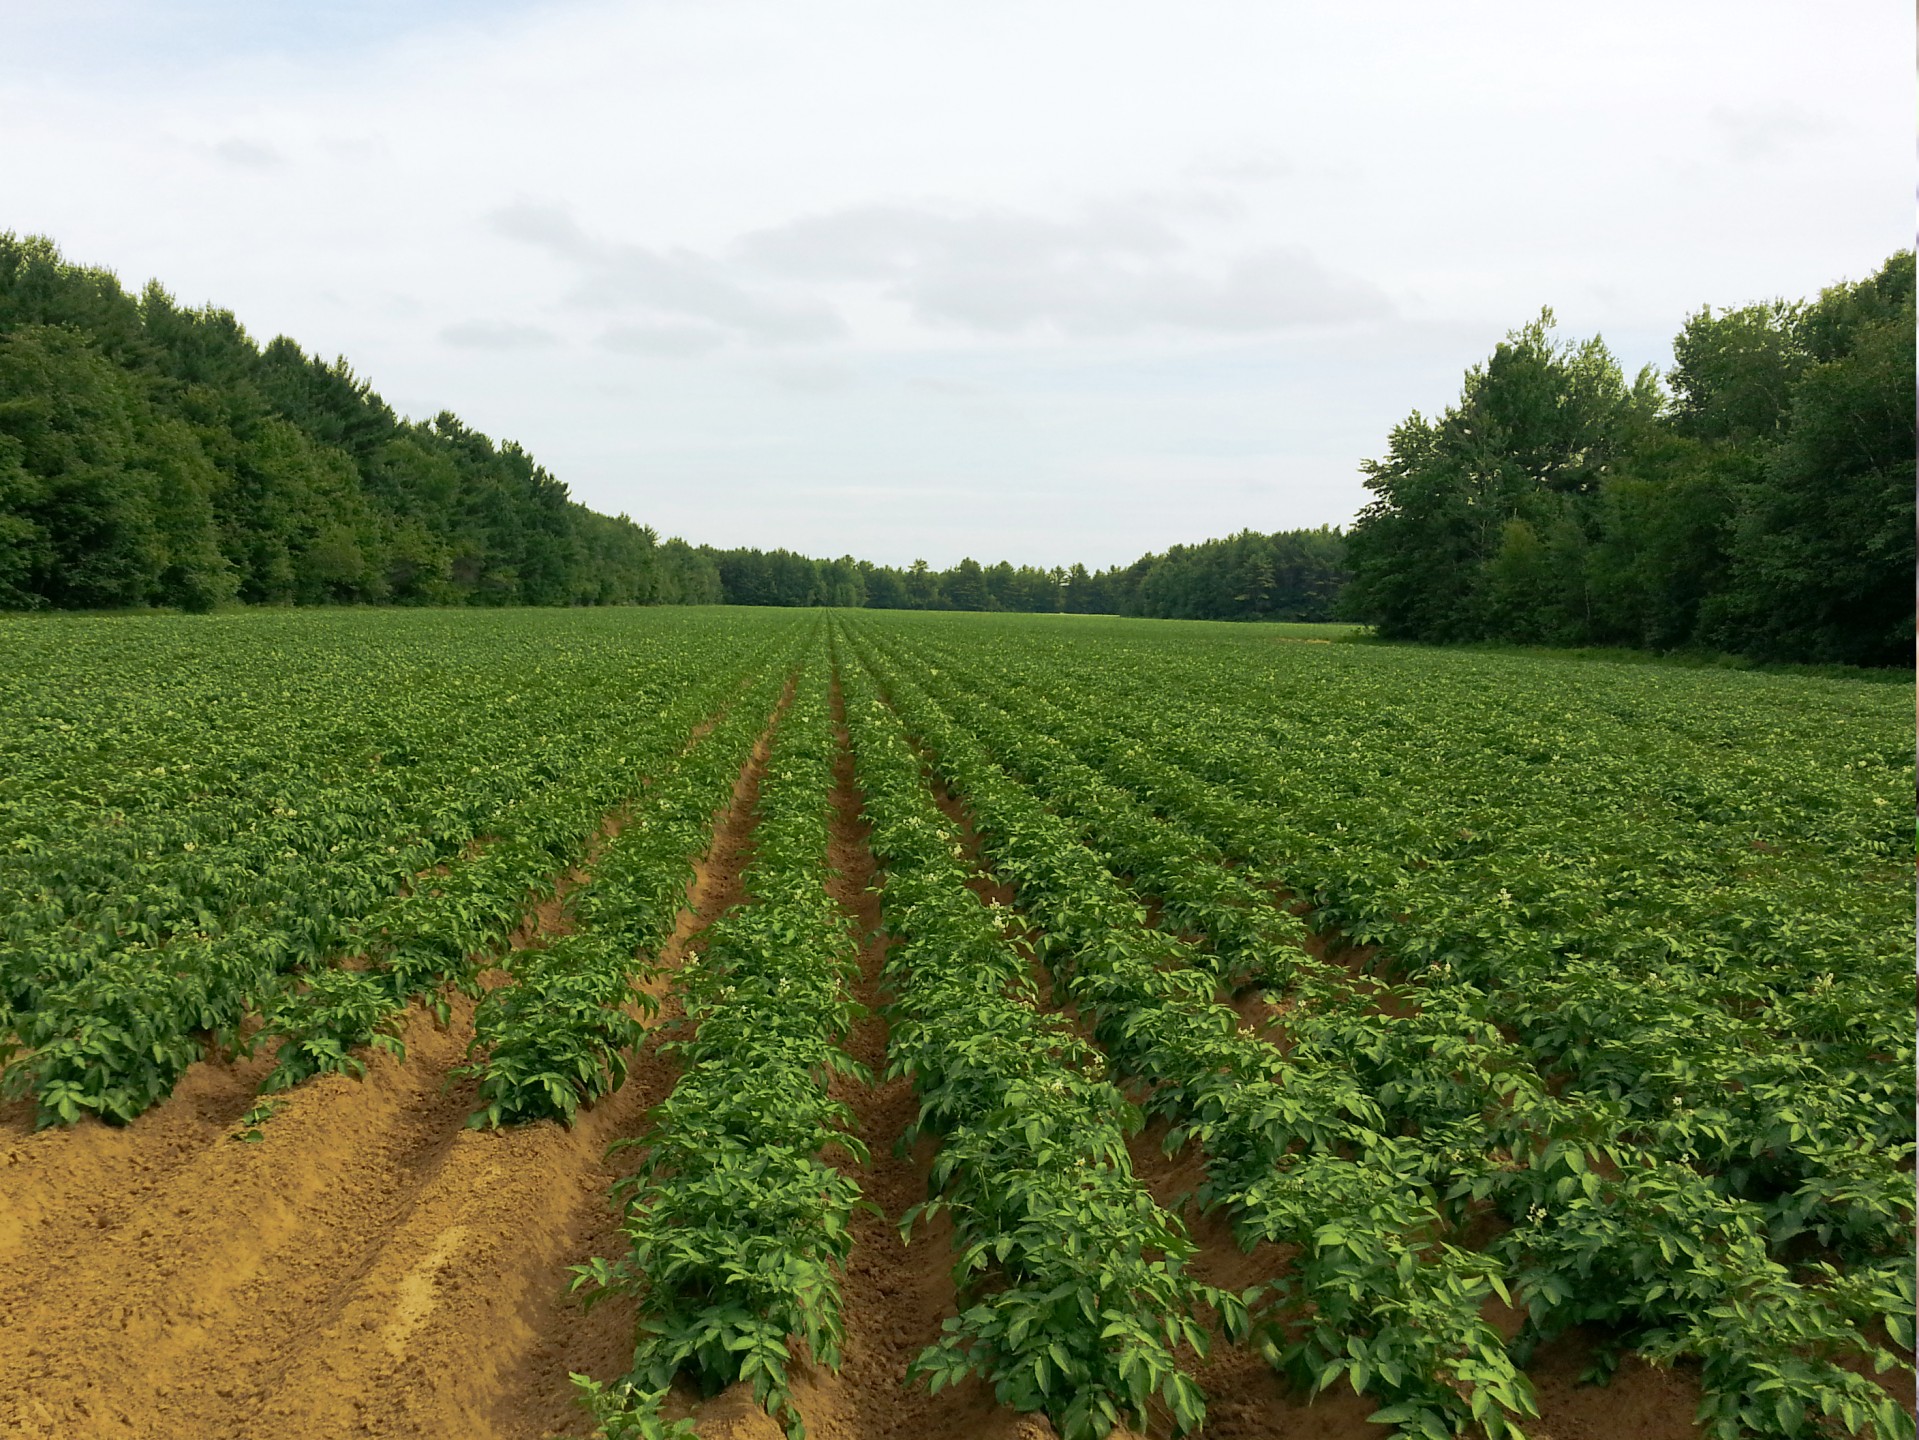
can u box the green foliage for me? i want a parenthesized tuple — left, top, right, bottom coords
(1346, 253, 1914, 666)
(862, 611, 1913, 1439)
(1106, 526, 1348, 621)
(463, 932, 650, 1127)
(707, 530, 1345, 623)
(0, 607, 801, 1125)
(708, 549, 869, 607)
(569, 1373, 697, 1440)
(257, 967, 407, 1090)
(3, 600, 1910, 1437)
(1345, 307, 1658, 644)
(463, 656, 790, 1127)
(1506, 1166, 1912, 1440)
(840, 649, 1222, 1439)
(0, 323, 234, 609)
(574, 655, 869, 1440)
(854, 629, 1535, 1435)
(1705, 253, 1916, 665)
(0, 232, 718, 613)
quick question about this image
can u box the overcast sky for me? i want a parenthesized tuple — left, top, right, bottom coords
(2, 1, 1908, 567)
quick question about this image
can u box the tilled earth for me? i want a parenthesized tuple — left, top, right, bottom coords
(0, 709, 1707, 1440)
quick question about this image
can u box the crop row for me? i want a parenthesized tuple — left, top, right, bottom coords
(1, 616, 742, 1006)
(860, 616, 1912, 1440)
(912, 628, 1915, 1266)
(837, 645, 1233, 1440)
(574, 651, 868, 1440)
(258, 645, 784, 1103)
(955, 630, 1911, 1438)
(462, 654, 795, 1128)
(2, 614, 805, 1125)
(921, 626, 1913, 1243)
(846, 627, 1534, 1437)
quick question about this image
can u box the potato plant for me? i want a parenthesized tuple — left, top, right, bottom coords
(461, 655, 793, 1127)
(0, 610, 799, 1124)
(839, 650, 1229, 1440)
(573, 655, 868, 1440)
(854, 633, 1535, 1437)
(863, 613, 1913, 1440)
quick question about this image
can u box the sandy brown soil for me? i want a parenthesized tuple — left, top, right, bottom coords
(0, 658, 1830, 1440)
(763, 676, 1049, 1440)
(0, 691, 785, 1440)
(870, 684, 1719, 1440)
(1120, 1113, 1711, 1440)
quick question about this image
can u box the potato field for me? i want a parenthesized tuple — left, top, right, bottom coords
(0, 608, 1911, 1440)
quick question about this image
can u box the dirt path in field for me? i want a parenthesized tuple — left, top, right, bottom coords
(0, 1029, 279, 1278)
(0, 688, 755, 1271)
(865, 674, 1713, 1440)
(914, 748, 1332, 1440)
(246, 684, 788, 1440)
(0, 685, 788, 1440)
(759, 674, 1048, 1440)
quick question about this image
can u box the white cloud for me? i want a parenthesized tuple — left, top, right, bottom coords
(1187, 148, 1297, 183)
(904, 375, 989, 398)
(1709, 103, 1835, 162)
(597, 321, 724, 358)
(755, 358, 858, 394)
(439, 319, 560, 350)
(485, 192, 1388, 347)
(739, 201, 1186, 281)
(208, 137, 282, 168)
(488, 201, 846, 344)
(738, 198, 1386, 337)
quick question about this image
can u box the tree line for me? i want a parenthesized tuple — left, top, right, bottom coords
(7, 230, 1906, 665)
(0, 234, 720, 611)
(0, 232, 1343, 622)
(701, 526, 1345, 620)
(1343, 251, 1914, 667)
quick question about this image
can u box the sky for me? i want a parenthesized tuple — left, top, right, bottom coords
(1, 1, 1909, 568)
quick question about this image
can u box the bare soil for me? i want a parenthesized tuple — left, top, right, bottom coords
(0, 664, 1757, 1439)
(0, 693, 784, 1440)
(768, 676, 1048, 1440)
(869, 689, 1716, 1440)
